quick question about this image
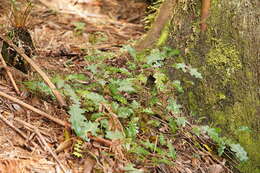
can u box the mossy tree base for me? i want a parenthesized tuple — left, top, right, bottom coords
(166, 0, 259, 172)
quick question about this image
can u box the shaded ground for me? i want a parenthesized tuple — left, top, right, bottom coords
(0, 0, 237, 172)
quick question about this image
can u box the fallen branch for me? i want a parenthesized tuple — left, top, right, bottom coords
(34, 126, 67, 173)
(0, 41, 20, 94)
(89, 136, 112, 147)
(13, 117, 67, 172)
(0, 34, 67, 107)
(0, 93, 122, 151)
(0, 91, 115, 148)
(15, 118, 53, 138)
(0, 91, 70, 127)
(0, 113, 38, 149)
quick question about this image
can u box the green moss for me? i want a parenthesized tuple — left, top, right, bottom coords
(206, 39, 242, 82)
(187, 91, 199, 113)
(196, 39, 243, 107)
(212, 99, 260, 173)
(156, 20, 170, 47)
(211, 111, 228, 127)
(143, 0, 163, 30)
(198, 43, 259, 170)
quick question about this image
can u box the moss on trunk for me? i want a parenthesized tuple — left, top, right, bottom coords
(165, 0, 259, 172)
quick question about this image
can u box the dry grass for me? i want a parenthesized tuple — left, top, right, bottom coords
(4, 0, 33, 28)
(0, 0, 33, 28)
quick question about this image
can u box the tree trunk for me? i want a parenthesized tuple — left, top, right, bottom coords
(143, 0, 260, 172)
(135, 0, 176, 50)
(171, 0, 259, 172)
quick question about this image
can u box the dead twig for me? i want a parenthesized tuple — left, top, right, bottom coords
(0, 92, 116, 148)
(0, 92, 114, 148)
(0, 34, 67, 107)
(34, 126, 67, 173)
(0, 41, 20, 94)
(13, 117, 66, 171)
(55, 139, 73, 153)
(0, 91, 70, 127)
(14, 118, 53, 139)
(89, 136, 112, 147)
(0, 113, 38, 149)
(102, 103, 125, 135)
(0, 113, 27, 139)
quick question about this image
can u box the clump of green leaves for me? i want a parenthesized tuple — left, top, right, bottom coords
(174, 63, 203, 79)
(73, 22, 86, 35)
(199, 126, 248, 162)
(24, 44, 247, 169)
(24, 80, 54, 98)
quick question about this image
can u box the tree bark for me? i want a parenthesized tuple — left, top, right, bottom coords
(135, 0, 176, 51)
(200, 0, 210, 31)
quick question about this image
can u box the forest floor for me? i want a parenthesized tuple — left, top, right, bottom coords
(0, 0, 237, 172)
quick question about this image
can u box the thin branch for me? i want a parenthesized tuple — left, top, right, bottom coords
(88, 136, 112, 147)
(0, 113, 38, 149)
(0, 41, 20, 94)
(15, 118, 52, 137)
(14, 116, 67, 172)
(0, 92, 116, 148)
(0, 91, 70, 127)
(34, 126, 67, 173)
(0, 113, 27, 139)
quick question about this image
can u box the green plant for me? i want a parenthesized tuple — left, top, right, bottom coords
(123, 164, 144, 173)
(72, 139, 84, 158)
(23, 45, 248, 169)
(89, 32, 108, 44)
(173, 63, 203, 79)
(172, 80, 184, 93)
(73, 22, 86, 35)
(200, 126, 248, 162)
(24, 80, 54, 98)
(166, 98, 182, 114)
